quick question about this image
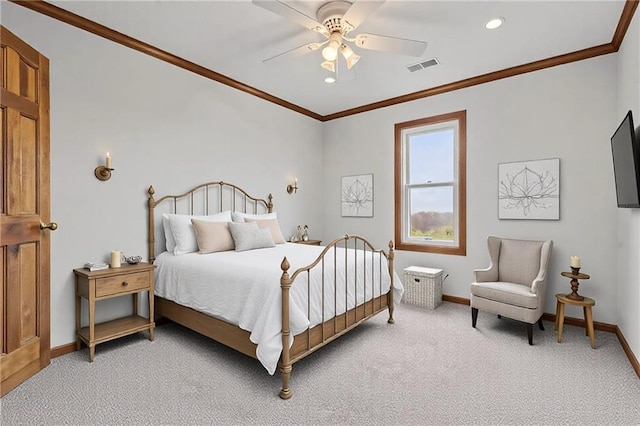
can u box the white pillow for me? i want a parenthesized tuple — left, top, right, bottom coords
(231, 211, 277, 223)
(167, 211, 232, 255)
(162, 214, 176, 253)
(228, 221, 275, 252)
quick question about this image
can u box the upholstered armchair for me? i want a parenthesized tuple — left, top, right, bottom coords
(470, 236, 553, 345)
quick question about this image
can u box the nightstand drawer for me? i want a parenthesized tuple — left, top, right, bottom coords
(96, 271, 149, 297)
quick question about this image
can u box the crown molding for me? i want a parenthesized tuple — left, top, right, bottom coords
(8, 0, 323, 121)
(9, 0, 638, 122)
(612, 0, 639, 50)
(322, 43, 616, 121)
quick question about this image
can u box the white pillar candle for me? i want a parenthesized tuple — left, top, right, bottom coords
(570, 255, 580, 268)
(106, 152, 112, 169)
(110, 250, 121, 268)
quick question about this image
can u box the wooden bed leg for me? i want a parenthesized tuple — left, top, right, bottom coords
(387, 241, 395, 324)
(279, 364, 292, 400)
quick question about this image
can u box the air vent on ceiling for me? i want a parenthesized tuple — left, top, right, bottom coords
(407, 58, 440, 72)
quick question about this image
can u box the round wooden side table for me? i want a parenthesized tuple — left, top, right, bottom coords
(555, 293, 596, 349)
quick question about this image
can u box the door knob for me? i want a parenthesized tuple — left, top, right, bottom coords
(40, 222, 58, 231)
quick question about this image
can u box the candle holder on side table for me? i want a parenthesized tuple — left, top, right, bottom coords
(560, 267, 590, 301)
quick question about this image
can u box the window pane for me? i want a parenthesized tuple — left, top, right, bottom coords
(409, 186, 454, 241)
(408, 129, 454, 184)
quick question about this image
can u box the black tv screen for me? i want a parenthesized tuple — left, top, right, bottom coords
(611, 110, 640, 208)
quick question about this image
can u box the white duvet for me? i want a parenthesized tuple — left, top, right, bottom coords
(154, 242, 403, 374)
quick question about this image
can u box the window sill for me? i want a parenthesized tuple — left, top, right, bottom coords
(395, 241, 466, 256)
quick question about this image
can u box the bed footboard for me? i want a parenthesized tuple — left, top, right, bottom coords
(278, 235, 395, 399)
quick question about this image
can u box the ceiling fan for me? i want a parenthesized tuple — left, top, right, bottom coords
(252, 0, 428, 77)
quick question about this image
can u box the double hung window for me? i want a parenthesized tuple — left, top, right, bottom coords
(394, 110, 466, 255)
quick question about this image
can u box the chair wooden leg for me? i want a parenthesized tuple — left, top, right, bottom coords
(471, 307, 478, 328)
(537, 317, 545, 331)
(527, 323, 533, 345)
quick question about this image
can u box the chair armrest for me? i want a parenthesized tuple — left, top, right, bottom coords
(531, 269, 547, 294)
(531, 240, 553, 293)
(474, 266, 498, 283)
(474, 236, 501, 283)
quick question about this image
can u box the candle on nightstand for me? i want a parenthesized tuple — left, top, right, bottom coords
(570, 255, 580, 268)
(106, 152, 112, 169)
(110, 250, 121, 268)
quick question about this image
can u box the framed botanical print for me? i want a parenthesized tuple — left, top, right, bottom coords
(341, 174, 373, 217)
(498, 158, 560, 220)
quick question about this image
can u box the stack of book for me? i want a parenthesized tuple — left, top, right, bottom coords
(84, 262, 109, 272)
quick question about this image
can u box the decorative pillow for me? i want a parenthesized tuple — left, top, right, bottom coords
(167, 211, 232, 255)
(231, 211, 277, 223)
(244, 217, 286, 244)
(162, 214, 176, 253)
(191, 219, 234, 254)
(228, 221, 275, 252)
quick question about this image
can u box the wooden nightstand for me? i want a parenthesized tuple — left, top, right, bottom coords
(74, 262, 155, 361)
(293, 239, 322, 246)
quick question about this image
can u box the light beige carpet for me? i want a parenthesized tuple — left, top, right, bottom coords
(2, 302, 639, 425)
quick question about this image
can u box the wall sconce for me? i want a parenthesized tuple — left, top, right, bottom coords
(94, 152, 114, 181)
(287, 178, 298, 194)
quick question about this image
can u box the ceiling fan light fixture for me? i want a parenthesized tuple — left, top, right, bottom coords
(322, 32, 343, 61)
(321, 60, 336, 73)
(485, 17, 505, 30)
(340, 44, 361, 69)
(322, 45, 338, 61)
(324, 76, 336, 84)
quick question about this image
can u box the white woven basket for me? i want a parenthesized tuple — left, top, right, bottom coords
(403, 266, 444, 309)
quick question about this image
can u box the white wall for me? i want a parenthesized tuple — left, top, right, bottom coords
(616, 9, 640, 361)
(3, 2, 637, 365)
(322, 55, 621, 326)
(2, 3, 323, 348)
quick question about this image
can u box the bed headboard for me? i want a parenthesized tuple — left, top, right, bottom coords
(147, 181, 273, 263)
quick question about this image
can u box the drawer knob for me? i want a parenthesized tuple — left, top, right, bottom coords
(122, 281, 129, 287)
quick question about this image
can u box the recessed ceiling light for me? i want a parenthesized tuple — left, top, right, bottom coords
(324, 77, 336, 84)
(485, 17, 505, 30)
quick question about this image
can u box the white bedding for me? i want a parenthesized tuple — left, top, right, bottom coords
(154, 242, 403, 374)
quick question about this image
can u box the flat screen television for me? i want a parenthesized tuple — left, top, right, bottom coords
(610, 110, 640, 208)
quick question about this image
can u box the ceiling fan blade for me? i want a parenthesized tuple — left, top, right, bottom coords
(252, 0, 328, 36)
(354, 33, 427, 57)
(342, 0, 385, 32)
(262, 41, 326, 63)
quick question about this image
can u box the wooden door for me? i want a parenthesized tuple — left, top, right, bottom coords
(1, 26, 53, 397)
